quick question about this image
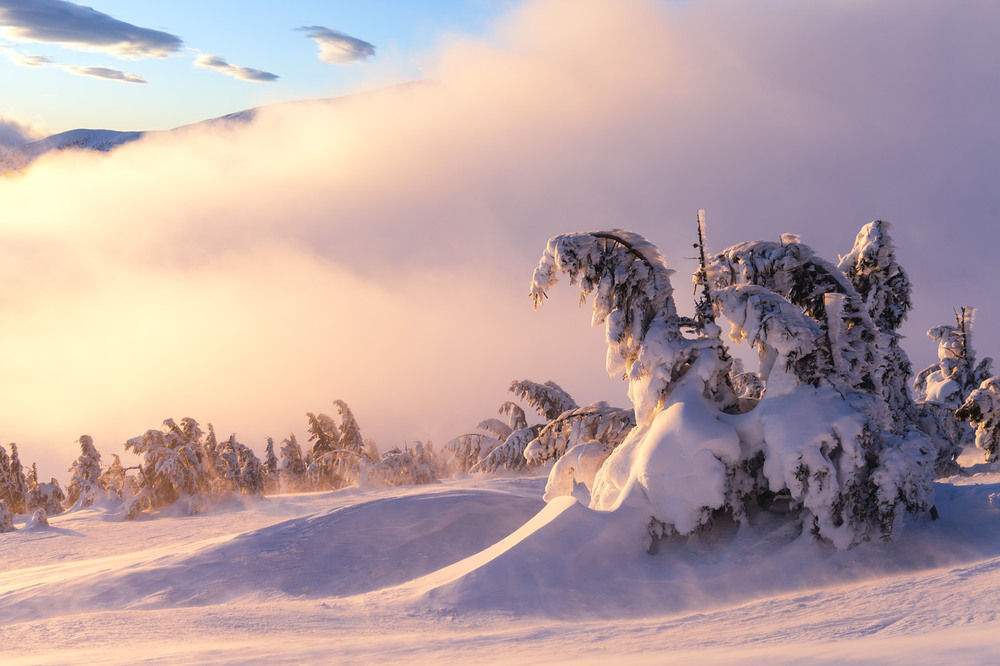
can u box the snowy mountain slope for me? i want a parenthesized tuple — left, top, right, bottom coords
(2, 469, 1000, 663)
(14, 128, 147, 161)
(3, 85, 424, 171)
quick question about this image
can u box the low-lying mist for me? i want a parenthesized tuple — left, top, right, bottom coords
(2, 0, 999, 480)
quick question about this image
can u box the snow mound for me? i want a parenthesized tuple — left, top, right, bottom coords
(398, 477, 1000, 619)
(0, 488, 542, 623)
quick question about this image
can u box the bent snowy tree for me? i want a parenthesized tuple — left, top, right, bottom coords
(530, 226, 935, 549)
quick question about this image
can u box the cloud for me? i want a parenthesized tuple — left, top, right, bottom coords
(0, 0, 182, 57)
(11, 52, 52, 66)
(2, 45, 146, 82)
(63, 64, 145, 83)
(299, 25, 375, 64)
(194, 54, 278, 83)
(0, 114, 45, 149)
(2, 0, 999, 482)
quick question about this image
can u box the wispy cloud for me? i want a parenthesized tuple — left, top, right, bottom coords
(2, 46, 146, 83)
(299, 26, 375, 64)
(11, 52, 53, 67)
(0, 0, 182, 58)
(194, 54, 278, 83)
(64, 64, 145, 84)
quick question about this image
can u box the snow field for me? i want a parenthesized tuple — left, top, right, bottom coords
(3, 471, 1000, 663)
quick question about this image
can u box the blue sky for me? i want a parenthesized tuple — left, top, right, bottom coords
(0, 0, 515, 133)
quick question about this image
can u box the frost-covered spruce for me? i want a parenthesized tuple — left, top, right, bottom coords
(0, 500, 14, 532)
(123, 418, 215, 518)
(913, 307, 994, 472)
(279, 433, 309, 492)
(532, 230, 735, 426)
(263, 437, 280, 494)
(531, 230, 740, 539)
(66, 435, 103, 509)
(0, 445, 14, 513)
(532, 228, 934, 549)
(710, 233, 882, 394)
(98, 454, 129, 500)
(708, 233, 933, 546)
(306, 400, 371, 490)
(1, 443, 29, 514)
(956, 377, 1000, 464)
(838, 220, 918, 420)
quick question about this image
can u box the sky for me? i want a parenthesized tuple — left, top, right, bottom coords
(0, 0, 516, 133)
(2, 0, 1000, 481)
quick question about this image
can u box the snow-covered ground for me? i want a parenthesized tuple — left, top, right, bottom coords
(3, 460, 1000, 664)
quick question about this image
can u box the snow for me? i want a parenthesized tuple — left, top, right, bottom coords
(3, 467, 1000, 663)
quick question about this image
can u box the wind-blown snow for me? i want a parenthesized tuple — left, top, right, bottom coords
(4, 465, 1000, 663)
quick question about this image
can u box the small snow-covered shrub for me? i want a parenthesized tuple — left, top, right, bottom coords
(24, 508, 48, 529)
(363, 443, 439, 488)
(26, 480, 65, 517)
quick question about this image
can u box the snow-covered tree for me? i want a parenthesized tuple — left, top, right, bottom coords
(532, 230, 736, 426)
(66, 435, 103, 509)
(913, 307, 994, 473)
(363, 442, 439, 488)
(123, 418, 215, 518)
(523, 401, 634, 468)
(531, 227, 934, 550)
(0, 444, 28, 514)
(279, 433, 309, 492)
(26, 478, 65, 516)
(444, 433, 501, 474)
(306, 400, 372, 490)
(531, 229, 741, 541)
(956, 376, 1000, 465)
(838, 221, 917, 416)
(0, 501, 14, 532)
(99, 454, 130, 500)
(710, 234, 882, 393)
(263, 437, 280, 494)
(449, 379, 596, 474)
(236, 438, 266, 495)
(708, 233, 934, 545)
